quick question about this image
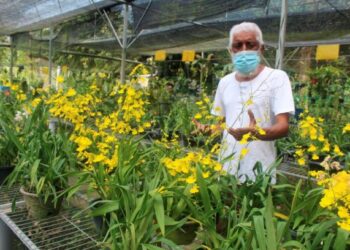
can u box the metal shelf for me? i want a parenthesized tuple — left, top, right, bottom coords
(278, 161, 316, 183)
(0, 208, 100, 250)
(0, 185, 23, 213)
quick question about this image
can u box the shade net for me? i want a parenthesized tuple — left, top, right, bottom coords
(5, 0, 350, 56)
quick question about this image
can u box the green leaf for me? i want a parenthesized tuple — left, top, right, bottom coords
(253, 215, 267, 250)
(278, 180, 302, 244)
(36, 177, 46, 194)
(196, 165, 211, 213)
(90, 200, 119, 216)
(153, 193, 165, 236)
(276, 221, 287, 243)
(141, 244, 164, 250)
(30, 159, 40, 187)
(311, 220, 337, 248)
(265, 191, 277, 250)
(292, 215, 305, 230)
(322, 233, 334, 250)
(208, 184, 221, 204)
(0, 119, 23, 152)
(238, 196, 248, 223)
(281, 240, 305, 249)
(164, 215, 186, 226)
(130, 193, 147, 222)
(156, 238, 182, 250)
(334, 228, 349, 250)
(130, 223, 136, 250)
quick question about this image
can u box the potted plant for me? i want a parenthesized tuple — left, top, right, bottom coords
(1, 102, 75, 219)
(0, 90, 18, 184)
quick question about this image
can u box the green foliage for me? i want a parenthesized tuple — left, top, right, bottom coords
(162, 97, 196, 137)
(308, 65, 350, 123)
(1, 103, 75, 204)
(0, 94, 18, 166)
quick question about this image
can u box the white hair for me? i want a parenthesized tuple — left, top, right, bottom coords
(228, 22, 264, 48)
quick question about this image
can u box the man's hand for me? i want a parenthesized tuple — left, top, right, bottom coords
(192, 118, 210, 134)
(228, 109, 256, 141)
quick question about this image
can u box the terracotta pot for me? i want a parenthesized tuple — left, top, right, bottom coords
(20, 187, 62, 219)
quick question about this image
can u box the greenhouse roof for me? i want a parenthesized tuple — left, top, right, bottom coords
(2, 0, 350, 54)
(0, 0, 117, 35)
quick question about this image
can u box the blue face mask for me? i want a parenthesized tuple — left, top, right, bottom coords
(232, 50, 261, 75)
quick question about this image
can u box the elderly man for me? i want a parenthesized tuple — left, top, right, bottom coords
(195, 22, 295, 182)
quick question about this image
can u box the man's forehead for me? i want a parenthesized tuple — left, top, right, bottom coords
(232, 31, 257, 41)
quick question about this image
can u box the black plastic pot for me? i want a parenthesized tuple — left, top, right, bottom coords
(90, 199, 111, 236)
(166, 222, 199, 245)
(0, 165, 14, 185)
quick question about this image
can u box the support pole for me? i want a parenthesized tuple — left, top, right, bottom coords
(120, 4, 129, 84)
(275, 0, 288, 70)
(48, 27, 56, 132)
(9, 36, 14, 84)
(48, 27, 53, 86)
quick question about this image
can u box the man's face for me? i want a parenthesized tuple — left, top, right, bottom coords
(230, 31, 261, 54)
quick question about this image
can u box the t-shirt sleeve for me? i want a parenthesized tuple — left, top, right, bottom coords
(211, 80, 225, 117)
(271, 71, 295, 116)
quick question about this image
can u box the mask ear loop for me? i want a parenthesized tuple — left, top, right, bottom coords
(260, 54, 270, 67)
(258, 45, 271, 67)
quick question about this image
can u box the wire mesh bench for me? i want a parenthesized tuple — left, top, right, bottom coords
(0, 185, 100, 250)
(0, 207, 101, 250)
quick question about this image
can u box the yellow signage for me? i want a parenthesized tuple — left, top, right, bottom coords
(182, 50, 195, 62)
(154, 50, 166, 61)
(316, 44, 340, 61)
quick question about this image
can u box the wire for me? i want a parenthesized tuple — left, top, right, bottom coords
(324, 0, 350, 22)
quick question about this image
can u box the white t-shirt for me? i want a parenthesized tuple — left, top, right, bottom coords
(211, 66, 295, 182)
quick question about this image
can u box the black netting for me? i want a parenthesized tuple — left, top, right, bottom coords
(131, 0, 268, 30)
(5, 0, 350, 56)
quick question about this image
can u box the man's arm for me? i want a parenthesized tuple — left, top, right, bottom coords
(228, 111, 290, 141)
(255, 113, 289, 141)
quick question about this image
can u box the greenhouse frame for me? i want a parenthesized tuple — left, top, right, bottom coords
(1, 0, 350, 249)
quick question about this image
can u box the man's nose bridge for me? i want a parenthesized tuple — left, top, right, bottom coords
(242, 43, 247, 51)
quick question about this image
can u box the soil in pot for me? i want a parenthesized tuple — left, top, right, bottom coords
(20, 187, 63, 219)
